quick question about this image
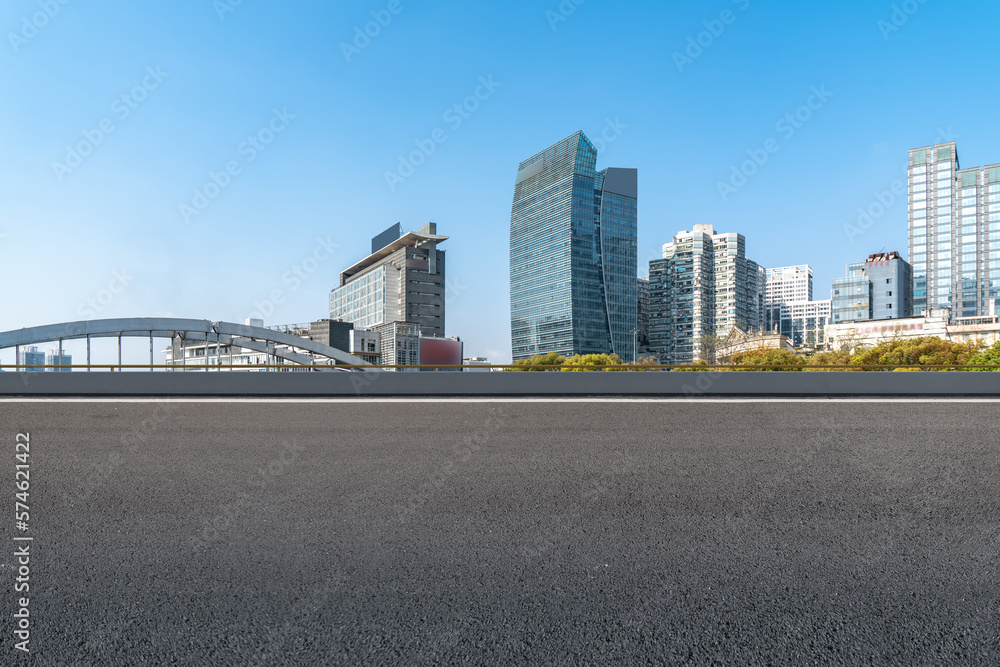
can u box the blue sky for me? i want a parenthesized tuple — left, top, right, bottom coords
(2, 0, 998, 364)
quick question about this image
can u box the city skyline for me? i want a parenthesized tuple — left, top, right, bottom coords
(4, 2, 1000, 365)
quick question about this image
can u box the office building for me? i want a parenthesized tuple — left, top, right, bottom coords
(509, 131, 638, 361)
(374, 321, 421, 370)
(908, 142, 1000, 318)
(637, 277, 650, 352)
(770, 299, 832, 349)
(649, 225, 763, 364)
(330, 223, 447, 337)
(765, 265, 813, 303)
(17, 346, 46, 369)
(832, 251, 913, 324)
(763, 265, 830, 348)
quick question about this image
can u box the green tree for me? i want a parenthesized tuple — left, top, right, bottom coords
(805, 349, 853, 371)
(849, 337, 982, 370)
(561, 353, 626, 371)
(966, 340, 1000, 371)
(508, 352, 566, 371)
(730, 348, 806, 371)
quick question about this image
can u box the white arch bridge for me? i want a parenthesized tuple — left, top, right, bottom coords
(0, 318, 370, 370)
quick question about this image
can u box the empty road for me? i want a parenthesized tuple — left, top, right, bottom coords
(1, 399, 998, 665)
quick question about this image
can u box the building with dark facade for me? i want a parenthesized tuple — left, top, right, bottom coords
(509, 131, 637, 361)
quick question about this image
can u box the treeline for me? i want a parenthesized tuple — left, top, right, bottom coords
(508, 338, 1000, 371)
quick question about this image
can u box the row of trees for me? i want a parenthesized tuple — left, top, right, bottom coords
(721, 337, 1000, 370)
(508, 338, 1000, 371)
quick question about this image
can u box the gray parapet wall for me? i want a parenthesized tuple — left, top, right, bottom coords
(0, 371, 998, 396)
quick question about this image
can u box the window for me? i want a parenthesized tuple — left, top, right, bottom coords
(886, 278, 892, 284)
(887, 304, 893, 309)
(887, 291, 893, 297)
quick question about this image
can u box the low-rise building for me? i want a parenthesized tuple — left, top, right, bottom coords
(825, 308, 1000, 351)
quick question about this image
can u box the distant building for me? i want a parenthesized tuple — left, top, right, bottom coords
(908, 142, 1000, 318)
(765, 265, 813, 307)
(165, 319, 361, 370)
(329, 223, 447, 337)
(17, 346, 46, 369)
(509, 131, 637, 361)
(46, 350, 72, 372)
(778, 300, 832, 349)
(349, 329, 380, 365)
(463, 357, 492, 371)
(637, 277, 650, 352)
(309, 319, 354, 353)
(763, 265, 829, 348)
(717, 329, 795, 363)
(832, 251, 913, 324)
(649, 225, 763, 364)
(374, 321, 420, 370)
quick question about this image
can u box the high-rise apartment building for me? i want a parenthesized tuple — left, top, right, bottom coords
(832, 251, 913, 323)
(329, 223, 447, 337)
(17, 346, 46, 369)
(909, 142, 1000, 318)
(509, 131, 638, 361)
(637, 277, 650, 352)
(649, 225, 763, 364)
(46, 350, 72, 372)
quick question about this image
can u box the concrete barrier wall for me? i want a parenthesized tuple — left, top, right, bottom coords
(1, 371, 999, 396)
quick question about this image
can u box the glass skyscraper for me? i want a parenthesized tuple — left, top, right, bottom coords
(908, 142, 1000, 318)
(509, 132, 637, 361)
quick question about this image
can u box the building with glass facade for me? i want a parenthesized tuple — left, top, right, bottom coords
(17, 346, 46, 369)
(909, 142, 1000, 318)
(509, 131, 637, 361)
(329, 223, 447, 337)
(832, 252, 913, 324)
(648, 225, 763, 364)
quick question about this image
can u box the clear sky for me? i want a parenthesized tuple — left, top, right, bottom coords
(2, 0, 998, 365)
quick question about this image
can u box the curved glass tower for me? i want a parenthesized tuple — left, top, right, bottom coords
(509, 132, 637, 361)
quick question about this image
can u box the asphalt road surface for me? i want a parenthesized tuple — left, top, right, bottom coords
(1, 399, 998, 665)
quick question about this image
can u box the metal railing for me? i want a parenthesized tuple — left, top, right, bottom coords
(2, 364, 999, 372)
